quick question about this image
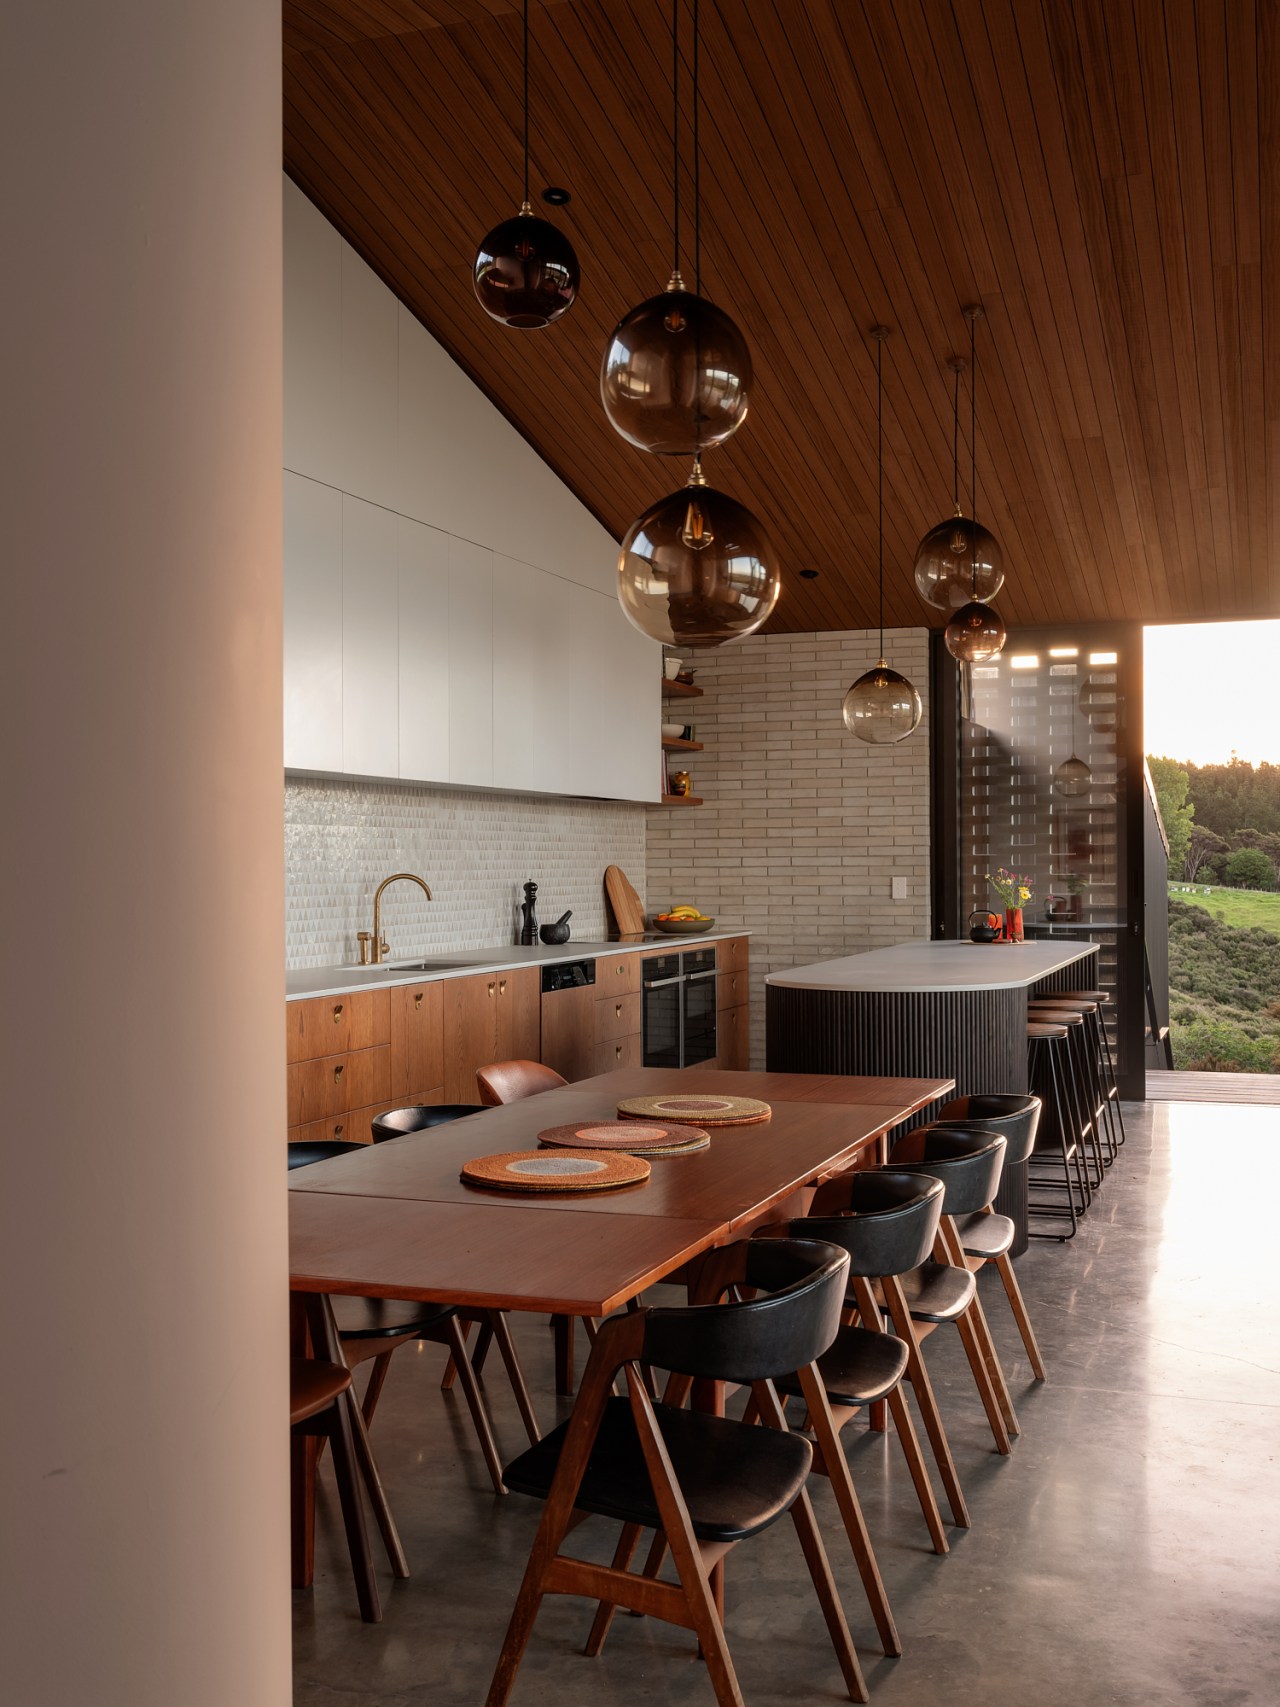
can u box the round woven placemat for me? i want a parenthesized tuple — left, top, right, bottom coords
(538, 1119, 710, 1157)
(616, 1093, 772, 1128)
(460, 1149, 651, 1193)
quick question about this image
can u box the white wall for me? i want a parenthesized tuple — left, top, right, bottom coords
(284, 180, 658, 802)
(647, 629, 933, 1067)
(2, 5, 289, 1705)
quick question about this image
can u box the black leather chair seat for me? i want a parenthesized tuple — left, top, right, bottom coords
(331, 1295, 457, 1339)
(776, 1326, 909, 1409)
(954, 1210, 1015, 1260)
(892, 1261, 976, 1323)
(287, 1140, 362, 1169)
(503, 1396, 813, 1543)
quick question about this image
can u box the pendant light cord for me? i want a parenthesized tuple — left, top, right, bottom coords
(672, 0, 681, 277)
(522, 0, 530, 205)
(693, 0, 701, 296)
(877, 331, 885, 660)
(969, 310, 979, 596)
(952, 362, 960, 513)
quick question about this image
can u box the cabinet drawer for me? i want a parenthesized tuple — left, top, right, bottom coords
(290, 1098, 398, 1149)
(595, 991, 642, 1043)
(593, 1033, 643, 1076)
(287, 1044, 391, 1126)
(287, 988, 391, 1063)
(717, 1003, 750, 1072)
(717, 969, 748, 1010)
(599, 952, 640, 996)
(716, 936, 749, 975)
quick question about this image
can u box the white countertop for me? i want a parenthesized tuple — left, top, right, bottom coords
(765, 938, 1096, 994)
(286, 930, 749, 1001)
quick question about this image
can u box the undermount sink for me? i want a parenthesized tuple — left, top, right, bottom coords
(364, 958, 478, 973)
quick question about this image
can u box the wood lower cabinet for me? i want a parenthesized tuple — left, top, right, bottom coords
(716, 935, 749, 975)
(390, 981, 445, 1100)
(593, 1031, 643, 1076)
(287, 986, 390, 1063)
(441, 968, 540, 1102)
(716, 1003, 750, 1071)
(595, 990, 641, 1042)
(540, 983, 598, 1083)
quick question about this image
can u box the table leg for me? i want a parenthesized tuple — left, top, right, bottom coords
(552, 1314, 574, 1396)
(290, 1294, 316, 1588)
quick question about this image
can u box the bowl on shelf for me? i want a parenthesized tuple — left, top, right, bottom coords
(661, 722, 685, 739)
(650, 916, 716, 935)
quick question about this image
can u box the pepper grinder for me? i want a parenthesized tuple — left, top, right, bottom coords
(519, 879, 539, 946)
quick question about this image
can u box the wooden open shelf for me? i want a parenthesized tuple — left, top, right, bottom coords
(660, 793, 704, 806)
(661, 678, 704, 698)
(661, 735, 704, 752)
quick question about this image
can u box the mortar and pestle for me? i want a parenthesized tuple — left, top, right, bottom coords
(539, 910, 573, 946)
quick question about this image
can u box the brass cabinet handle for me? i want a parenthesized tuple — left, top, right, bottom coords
(488, 981, 495, 997)
(615, 1003, 623, 1018)
(333, 1122, 344, 1136)
(333, 1064, 344, 1083)
(414, 992, 423, 1008)
(615, 1044, 622, 1059)
(499, 978, 507, 994)
(332, 1003, 344, 1022)
(617, 963, 625, 975)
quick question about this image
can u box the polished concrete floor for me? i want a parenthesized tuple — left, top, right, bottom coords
(293, 1101, 1280, 1705)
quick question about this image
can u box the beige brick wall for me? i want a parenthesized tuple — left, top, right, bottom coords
(647, 628, 933, 1066)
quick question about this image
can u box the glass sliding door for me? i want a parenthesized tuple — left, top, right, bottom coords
(933, 622, 1146, 1098)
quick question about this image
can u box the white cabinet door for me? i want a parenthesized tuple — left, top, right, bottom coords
(283, 472, 343, 771)
(398, 516, 450, 783)
(572, 586, 662, 801)
(492, 557, 578, 794)
(283, 184, 342, 489)
(448, 536, 493, 785)
(339, 246, 398, 513)
(341, 496, 399, 777)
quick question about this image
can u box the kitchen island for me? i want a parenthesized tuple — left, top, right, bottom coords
(765, 939, 1098, 1099)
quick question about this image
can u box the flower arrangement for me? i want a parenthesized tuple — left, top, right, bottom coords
(987, 868, 1033, 910)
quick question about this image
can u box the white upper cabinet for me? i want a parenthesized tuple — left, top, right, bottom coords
(341, 496, 399, 778)
(282, 177, 660, 801)
(397, 517, 450, 784)
(283, 472, 342, 772)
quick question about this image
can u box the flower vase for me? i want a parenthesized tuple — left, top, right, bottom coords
(1004, 906, 1024, 943)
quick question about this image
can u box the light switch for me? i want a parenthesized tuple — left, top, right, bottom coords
(891, 876, 908, 900)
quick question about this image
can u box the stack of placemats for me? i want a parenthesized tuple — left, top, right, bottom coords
(538, 1119, 710, 1158)
(460, 1149, 651, 1193)
(616, 1093, 772, 1128)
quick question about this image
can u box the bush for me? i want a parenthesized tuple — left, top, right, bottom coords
(1172, 1016, 1278, 1073)
(1166, 898, 1280, 1074)
(1223, 847, 1275, 890)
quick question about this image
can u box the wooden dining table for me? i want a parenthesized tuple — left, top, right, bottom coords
(288, 1066, 952, 1585)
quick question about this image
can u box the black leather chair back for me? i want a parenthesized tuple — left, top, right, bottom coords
(889, 1128, 1007, 1216)
(370, 1103, 486, 1141)
(932, 1093, 1041, 1167)
(794, 1170, 944, 1277)
(641, 1238, 849, 1383)
(287, 1140, 362, 1169)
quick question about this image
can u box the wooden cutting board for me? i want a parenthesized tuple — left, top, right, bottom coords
(604, 865, 646, 938)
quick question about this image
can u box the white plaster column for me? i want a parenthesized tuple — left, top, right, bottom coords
(1, 2, 290, 1702)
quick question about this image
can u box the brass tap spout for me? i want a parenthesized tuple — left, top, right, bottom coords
(368, 872, 433, 964)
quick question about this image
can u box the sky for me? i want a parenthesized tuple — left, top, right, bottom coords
(1145, 620, 1280, 766)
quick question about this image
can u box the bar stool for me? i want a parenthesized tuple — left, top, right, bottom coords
(1026, 1004, 1105, 1189)
(1055, 989, 1126, 1149)
(1032, 993, 1123, 1162)
(1026, 1022, 1090, 1239)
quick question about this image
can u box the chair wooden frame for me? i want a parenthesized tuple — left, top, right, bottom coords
(485, 1303, 869, 1707)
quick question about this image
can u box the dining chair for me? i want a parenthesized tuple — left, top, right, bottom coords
(884, 1129, 1019, 1448)
(475, 1059, 568, 1106)
(485, 1238, 870, 1707)
(291, 1294, 409, 1624)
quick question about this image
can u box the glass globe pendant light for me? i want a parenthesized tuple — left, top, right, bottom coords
(915, 350, 1005, 612)
(616, 454, 780, 647)
(944, 307, 1006, 662)
(473, 0, 579, 328)
(1053, 684, 1092, 797)
(600, 0, 751, 454)
(843, 327, 922, 744)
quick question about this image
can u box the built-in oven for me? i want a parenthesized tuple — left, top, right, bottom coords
(641, 948, 718, 1069)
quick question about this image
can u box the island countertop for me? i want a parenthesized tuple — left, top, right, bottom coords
(765, 938, 1097, 994)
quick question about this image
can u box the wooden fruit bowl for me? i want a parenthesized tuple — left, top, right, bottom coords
(651, 916, 716, 935)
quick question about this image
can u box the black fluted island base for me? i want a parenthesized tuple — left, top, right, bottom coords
(766, 940, 1100, 1256)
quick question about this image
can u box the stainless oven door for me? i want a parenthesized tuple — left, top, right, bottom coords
(682, 964, 718, 1066)
(641, 954, 683, 1069)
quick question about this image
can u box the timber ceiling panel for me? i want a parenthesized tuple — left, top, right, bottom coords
(283, 0, 1280, 632)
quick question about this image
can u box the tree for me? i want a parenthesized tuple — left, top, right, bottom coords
(1223, 847, 1275, 891)
(1147, 755, 1194, 876)
(1184, 824, 1226, 882)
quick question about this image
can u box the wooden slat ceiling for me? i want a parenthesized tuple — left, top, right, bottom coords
(283, 0, 1280, 633)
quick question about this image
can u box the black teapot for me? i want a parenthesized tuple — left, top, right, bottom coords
(968, 909, 1001, 943)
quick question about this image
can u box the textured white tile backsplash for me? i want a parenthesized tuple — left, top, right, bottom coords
(285, 775, 646, 968)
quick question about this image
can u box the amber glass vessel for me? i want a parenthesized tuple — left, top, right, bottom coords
(945, 599, 1007, 662)
(473, 205, 579, 328)
(601, 283, 752, 455)
(841, 662, 923, 744)
(913, 513, 1004, 610)
(617, 468, 779, 647)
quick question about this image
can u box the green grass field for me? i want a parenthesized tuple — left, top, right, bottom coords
(1167, 883, 1280, 934)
